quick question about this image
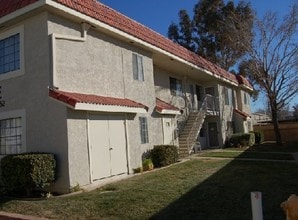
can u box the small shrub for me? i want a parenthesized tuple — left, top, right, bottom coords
(1, 153, 56, 196)
(229, 133, 255, 147)
(150, 145, 178, 168)
(70, 183, 81, 193)
(250, 131, 264, 144)
(142, 158, 154, 171)
(133, 167, 143, 174)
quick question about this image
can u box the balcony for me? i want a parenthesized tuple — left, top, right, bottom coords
(196, 95, 220, 116)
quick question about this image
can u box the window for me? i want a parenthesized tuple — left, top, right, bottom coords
(132, 53, 144, 81)
(0, 117, 22, 155)
(224, 87, 232, 105)
(247, 120, 252, 131)
(170, 77, 183, 96)
(196, 85, 202, 101)
(244, 92, 250, 105)
(139, 117, 149, 144)
(0, 33, 20, 75)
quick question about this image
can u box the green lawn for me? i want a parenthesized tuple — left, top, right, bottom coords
(199, 151, 295, 160)
(1, 158, 297, 219)
(199, 141, 298, 160)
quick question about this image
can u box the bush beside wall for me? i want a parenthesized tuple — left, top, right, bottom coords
(1, 153, 56, 196)
(150, 145, 178, 168)
(228, 133, 255, 147)
(250, 131, 264, 144)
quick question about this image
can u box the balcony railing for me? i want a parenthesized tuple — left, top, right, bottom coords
(205, 95, 220, 114)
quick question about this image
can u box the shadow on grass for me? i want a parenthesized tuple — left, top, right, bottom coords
(150, 146, 298, 220)
(0, 197, 11, 207)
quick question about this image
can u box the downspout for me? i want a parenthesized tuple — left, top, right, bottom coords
(161, 117, 165, 144)
(50, 22, 91, 88)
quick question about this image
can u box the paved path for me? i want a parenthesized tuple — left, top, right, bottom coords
(0, 211, 48, 220)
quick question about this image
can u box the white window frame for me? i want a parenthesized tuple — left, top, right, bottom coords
(0, 25, 24, 81)
(0, 109, 26, 157)
(132, 53, 144, 81)
(139, 117, 149, 144)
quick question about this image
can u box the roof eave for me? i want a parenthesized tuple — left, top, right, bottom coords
(0, 0, 46, 25)
(50, 96, 147, 113)
(156, 109, 181, 115)
(74, 102, 147, 113)
(239, 84, 254, 92)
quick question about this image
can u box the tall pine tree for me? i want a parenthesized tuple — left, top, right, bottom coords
(168, 0, 254, 71)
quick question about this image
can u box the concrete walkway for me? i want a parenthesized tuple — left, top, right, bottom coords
(0, 211, 48, 220)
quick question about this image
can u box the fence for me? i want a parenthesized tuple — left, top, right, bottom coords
(253, 121, 298, 142)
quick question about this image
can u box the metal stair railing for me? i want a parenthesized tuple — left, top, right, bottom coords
(186, 96, 209, 154)
(176, 100, 192, 136)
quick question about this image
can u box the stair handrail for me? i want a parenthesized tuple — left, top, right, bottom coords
(177, 98, 193, 136)
(186, 95, 209, 154)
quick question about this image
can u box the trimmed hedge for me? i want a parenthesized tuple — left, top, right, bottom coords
(228, 133, 255, 147)
(150, 145, 178, 168)
(1, 153, 56, 195)
(250, 131, 264, 144)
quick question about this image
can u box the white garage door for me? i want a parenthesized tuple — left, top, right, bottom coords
(89, 114, 127, 181)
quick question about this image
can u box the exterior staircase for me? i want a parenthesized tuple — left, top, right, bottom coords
(178, 98, 208, 158)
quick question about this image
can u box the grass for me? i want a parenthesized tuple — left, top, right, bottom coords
(199, 141, 298, 160)
(199, 151, 295, 160)
(0, 142, 297, 219)
(1, 158, 298, 219)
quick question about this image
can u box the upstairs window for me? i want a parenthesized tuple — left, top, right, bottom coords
(139, 117, 149, 144)
(0, 33, 20, 75)
(224, 87, 232, 105)
(0, 117, 22, 155)
(132, 53, 144, 81)
(244, 92, 250, 105)
(170, 77, 183, 96)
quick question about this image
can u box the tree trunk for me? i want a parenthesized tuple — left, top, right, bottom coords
(271, 107, 282, 145)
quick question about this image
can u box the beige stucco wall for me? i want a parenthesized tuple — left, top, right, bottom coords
(48, 13, 164, 177)
(66, 110, 90, 188)
(0, 12, 71, 193)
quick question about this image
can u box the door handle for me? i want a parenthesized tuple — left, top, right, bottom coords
(109, 147, 113, 151)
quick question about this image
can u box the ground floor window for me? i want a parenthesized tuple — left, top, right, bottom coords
(0, 117, 22, 155)
(139, 117, 149, 144)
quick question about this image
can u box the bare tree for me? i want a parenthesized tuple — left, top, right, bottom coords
(293, 104, 298, 119)
(239, 4, 298, 145)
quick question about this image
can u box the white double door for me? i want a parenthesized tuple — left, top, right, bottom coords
(89, 114, 127, 181)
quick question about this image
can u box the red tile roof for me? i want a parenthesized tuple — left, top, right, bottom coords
(49, 89, 148, 110)
(0, 0, 38, 18)
(1, 0, 253, 90)
(156, 98, 180, 113)
(236, 75, 253, 89)
(234, 109, 250, 118)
